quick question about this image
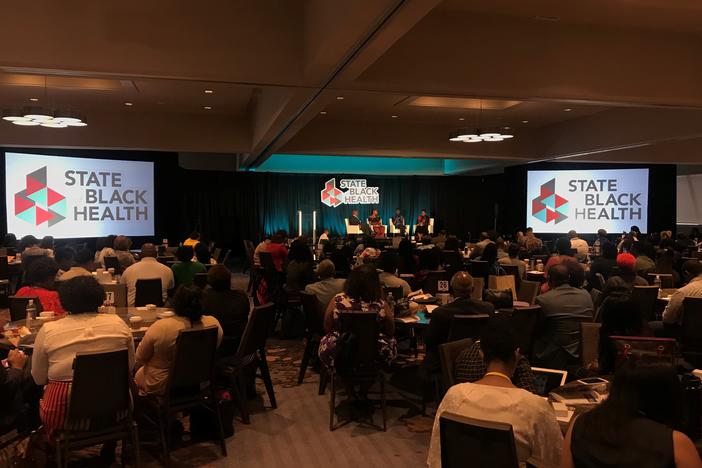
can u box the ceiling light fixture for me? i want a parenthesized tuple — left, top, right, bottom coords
(124, 102, 133, 106)
(336, 96, 344, 100)
(458, 117, 465, 121)
(204, 90, 214, 94)
(391, 115, 398, 118)
(448, 99, 513, 143)
(29, 98, 39, 102)
(522, 120, 529, 123)
(564, 108, 572, 112)
(204, 106, 212, 110)
(2, 77, 88, 128)
(319, 111, 327, 115)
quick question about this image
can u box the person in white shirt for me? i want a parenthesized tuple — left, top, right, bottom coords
(253, 238, 271, 267)
(428, 319, 562, 467)
(568, 230, 590, 260)
(31, 276, 135, 440)
(304, 260, 345, 310)
(663, 260, 702, 325)
(58, 248, 94, 281)
(317, 229, 330, 248)
(377, 252, 411, 297)
(120, 243, 175, 306)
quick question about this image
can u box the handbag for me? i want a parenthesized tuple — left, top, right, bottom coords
(488, 273, 517, 299)
(482, 288, 514, 310)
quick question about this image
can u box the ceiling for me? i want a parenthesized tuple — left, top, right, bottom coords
(0, 0, 701, 173)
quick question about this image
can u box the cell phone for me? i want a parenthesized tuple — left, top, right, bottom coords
(577, 377, 608, 385)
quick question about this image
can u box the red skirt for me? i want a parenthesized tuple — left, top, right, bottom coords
(40, 381, 72, 442)
(372, 225, 385, 236)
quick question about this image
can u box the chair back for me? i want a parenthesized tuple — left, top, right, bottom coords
(423, 270, 450, 295)
(337, 311, 379, 371)
(439, 412, 519, 468)
(157, 256, 175, 265)
(236, 303, 276, 358)
(580, 322, 602, 367)
(9, 295, 42, 322)
(213, 248, 223, 263)
(647, 273, 674, 288)
(103, 256, 121, 272)
(516, 280, 539, 305)
(509, 305, 541, 358)
(681, 297, 702, 352)
(631, 286, 660, 322)
(468, 260, 488, 279)
(220, 249, 232, 266)
(470, 277, 484, 301)
(590, 288, 602, 313)
(259, 252, 276, 271)
(134, 278, 163, 307)
(66, 349, 131, 431)
(193, 272, 208, 289)
(167, 327, 219, 397)
(438, 338, 472, 391)
(0, 256, 8, 281)
(594, 272, 606, 291)
(300, 291, 324, 335)
(383, 286, 404, 300)
(448, 314, 490, 342)
(441, 250, 462, 270)
(102, 283, 127, 307)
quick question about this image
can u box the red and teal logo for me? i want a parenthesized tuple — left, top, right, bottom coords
(14, 166, 67, 226)
(532, 178, 568, 224)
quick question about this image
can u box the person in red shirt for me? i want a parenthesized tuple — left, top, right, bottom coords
(266, 230, 289, 273)
(16, 256, 66, 316)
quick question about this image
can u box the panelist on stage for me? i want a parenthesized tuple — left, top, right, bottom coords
(416, 209, 429, 237)
(349, 209, 372, 236)
(368, 209, 385, 237)
(392, 208, 406, 236)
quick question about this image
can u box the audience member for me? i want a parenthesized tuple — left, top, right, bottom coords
(568, 230, 589, 260)
(267, 230, 289, 273)
(596, 295, 648, 374)
(454, 339, 536, 393)
(415, 246, 442, 283)
(171, 245, 206, 286)
(120, 243, 175, 306)
(424, 272, 494, 372)
(377, 252, 411, 297)
(195, 243, 216, 265)
(304, 259, 345, 310)
(112, 235, 136, 270)
(592, 228, 610, 256)
(16, 256, 66, 315)
(522, 227, 543, 252)
(285, 239, 314, 292)
(541, 237, 583, 293)
(562, 359, 701, 468)
(601, 253, 649, 300)
(397, 238, 418, 274)
(2, 233, 17, 249)
(479, 243, 502, 277)
(533, 264, 593, 370)
(59, 248, 94, 280)
(498, 242, 526, 278)
(653, 247, 681, 287)
(428, 319, 562, 467)
(135, 285, 222, 396)
(253, 236, 271, 267)
(662, 260, 702, 325)
(0, 348, 38, 434)
(587, 242, 617, 288)
(632, 242, 656, 275)
(318, 264, 396, 370)
(94, 235, 117, 267)
(31, 277, 134, 440)
(20, 235, 48, 257)
(202, 265, 249, 357)
(183, 231, 201, 248)
(39, 236, 55, 257)
(54, 246, 76, 276)
(469, 231, 494, 259)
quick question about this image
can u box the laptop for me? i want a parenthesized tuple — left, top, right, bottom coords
(531, 367, 568, 397)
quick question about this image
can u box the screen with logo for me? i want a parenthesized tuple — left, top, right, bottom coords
(526, 168, 649, 234)
(5, 152, 155, 238)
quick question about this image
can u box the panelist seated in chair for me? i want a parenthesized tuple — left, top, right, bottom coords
(348, 210, 372, 237)
(415, 209, 430, 236)
(367, 209, 385, 237)
(428, 319, 562, 467)
(392, 208, 406, 236)
(135, 285, 223, 396)
(424, 272, 494, 373)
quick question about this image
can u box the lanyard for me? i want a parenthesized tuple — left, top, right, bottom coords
(484, 371, 512, 383)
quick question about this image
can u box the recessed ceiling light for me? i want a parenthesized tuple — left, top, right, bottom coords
(458, 117, 465, 121)
(336, 96, 344, 100)
(29, 98, 39, 102)
(391, 115, 398, 118)
(564, 108, 572, 112)
(204, 106, 212, 110)
(204, 90, 214, 94)
(320, 111, 327, 115)
(503, 126, 511, 130)
(522, 120, 529, 123)
(124, 102, 133, 106)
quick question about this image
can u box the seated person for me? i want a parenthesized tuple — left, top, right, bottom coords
(454, 339, 536, 393)
(652, 247, 681, 287)
(0, 349, 39, 434)
(58, 248, 94, 280)
(533, 264, 593, 370)
(171, 245, 206, 286)
(367, 209, 385, 237)
(195, 243, 216, 265)
(349, 210, 371, 236)
(568, 230, 589, 261)
(135, 285, 223, 396)
(16, 256, 66, 316)
(586, 242, 617, 288)
(397, 238, 418, 274)
(112, 235, 136, 271)
(318, 264, 396, 371)
(469, 231, 493, 259)
(415, 209, 430, 237)
(498, 242, 526, 278)
(120, 243, 175, 306)
(424, 272, 494, 372)
(662, 260, 702, 325)
(541, 237, 584, 293)
(428, 319, 562, 467)
(601, 253, 649, 301)
(285, 239, 314, 293)
(304, 259, 345, 310)
(54, 246, 75, 276)
(632, 241, 656, 275)
(202, 265, 250, 356)
(20, 235, 49, 258)
(562, 359, 701, 468)
(94, 235, 116, 268)
(596, 295, 648, 374)
(392, 209, 406, 236)
(183, 231, 201, 248)
(267, 231, 289, 273)
(31, 277, 135, 441)
(377, 252, 411, 297)
(415, 247, 443, 284)
(317, 229, 330, 248)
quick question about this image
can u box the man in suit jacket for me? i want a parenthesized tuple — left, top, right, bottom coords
(424, 272, 494, 372)
(533, 263, 593, 370)
(349, 210, 371, 236)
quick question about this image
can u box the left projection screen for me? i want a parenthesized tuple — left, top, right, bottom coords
(5, 152, 155, 239)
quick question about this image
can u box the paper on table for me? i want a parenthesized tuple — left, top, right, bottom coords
(397, 315, 420, 323)
(136, 307, 148, 311)
(425, 304, 439, 314)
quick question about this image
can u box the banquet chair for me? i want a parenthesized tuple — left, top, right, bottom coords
(517, 280, 540, 305)
(423, 270, 450, 296)
(103, 256, 121, 273)
(144, 326, 226, 466)
(221, 303, 277, 424)
(448, 314, 490, 342)
(388, 218, 399, 235)
(193, 273, 208, 289)
(594, 273, 606, 291)
(298, 291, 325, 387)
(681, 297, 702, 367)
(647, 273, 674, 289)
(156, 256, 175, 265)
(438, 338, 472, 394)
(439, 412, 546, 468)
(590, 289, 603, 318)
(329, 311, 386, 432)
(580, 322, 601, 367)
(212, 247, 222, 263)
(509, 305, 541, 360)
(468, 260, 488, 279)
(134, 278, 164, 307)
(54, 349, 139, 468)
(8, 295, 42, 322)
(631, 286, 660, 322)
(412, 218, 434, 236)
(344, 218, 362, 235)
